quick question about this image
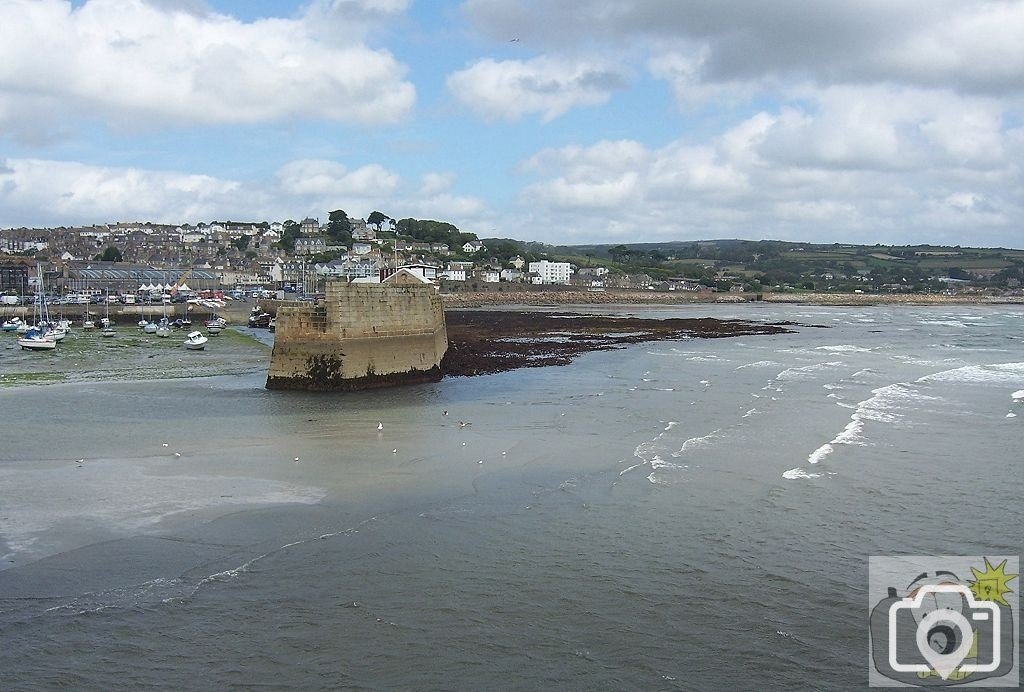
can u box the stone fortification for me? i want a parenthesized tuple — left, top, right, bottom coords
(266, 281, 448, 391)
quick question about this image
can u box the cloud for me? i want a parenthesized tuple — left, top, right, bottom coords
(447, 56, 629, 121)
(0, 0, 415, 139)
(463, 1, 1024, 97)
(275, 160, 400, 199)
(506, 92, 1024, 245)
(0, 157, 489, 231)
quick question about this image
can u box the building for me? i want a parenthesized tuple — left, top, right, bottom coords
(294, 237, 327, 255)
(527, 260, 572, 285)
(509, 255, 525, 270)
(462, 240, 485, 254)
(300, 217, 321, 235)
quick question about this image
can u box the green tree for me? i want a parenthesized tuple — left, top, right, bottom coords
(367, 210, 390, 229)
(100, 246, 123, 262)
(280, 220, 301, 253)
(231, 235, 250, 251)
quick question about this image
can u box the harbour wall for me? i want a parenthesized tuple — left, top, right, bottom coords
(266, 282, 448, 391)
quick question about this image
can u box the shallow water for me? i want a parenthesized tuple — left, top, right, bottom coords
(1, 304, 1021, 690)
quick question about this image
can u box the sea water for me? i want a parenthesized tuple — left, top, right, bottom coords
(0, 304, 1021, 690)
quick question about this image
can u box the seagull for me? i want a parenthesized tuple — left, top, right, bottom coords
(510, 37, 519, 42)
(162, 443, 169, 447)
(392, 448, 398, 454)
(458, 421, 472, 428)
(294, 457, 300, 462)
(442, 410, 448, 416)
(377, 421, 384, 431)
(174, 452, 181, 458)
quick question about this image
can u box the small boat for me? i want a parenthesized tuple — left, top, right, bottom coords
(184, 331, 208, 350)
(138, 318, 148, 328)
(1, 317, 21, 332)
(143, 321, 158, 334)
(17, 327, 57, 351)
(101, 325, 116, 338)
(83, 318, 95, 330)
(156, 319, 171, 338)
(16, 321, 31, 334)
(52, 326, 69, 341)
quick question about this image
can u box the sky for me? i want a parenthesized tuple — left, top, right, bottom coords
(1, 0, 1022, 247)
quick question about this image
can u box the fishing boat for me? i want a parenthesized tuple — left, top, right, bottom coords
(184, 330, 208, 350)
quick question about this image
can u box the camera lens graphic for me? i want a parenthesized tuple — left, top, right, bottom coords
(926, 622, 960, 655)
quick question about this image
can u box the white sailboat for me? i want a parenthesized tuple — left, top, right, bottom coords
(18, 266, 58, 350)
(155, 299, 171, 337)
(101, 290, 116, 337)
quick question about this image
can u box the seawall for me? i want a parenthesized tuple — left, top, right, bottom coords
(266, 282, 448, 391)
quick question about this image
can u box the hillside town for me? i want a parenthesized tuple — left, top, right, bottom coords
(2, 212, 1023, 301)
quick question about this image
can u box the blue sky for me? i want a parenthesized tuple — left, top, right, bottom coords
(2, 0, 1023, 247)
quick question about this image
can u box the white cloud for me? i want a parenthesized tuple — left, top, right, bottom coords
(447, 56, 628, 121)
(276, 160, 400, 199)
(0, 0, 415, 138)
(0, 157, 489, 231)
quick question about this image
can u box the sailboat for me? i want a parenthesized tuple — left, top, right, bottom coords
(101, 290, 116, 337)
(155, 297, 171, 337)
(18, 266, 57, 351)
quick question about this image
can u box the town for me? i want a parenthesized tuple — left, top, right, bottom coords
(2, 210, 1023, 300)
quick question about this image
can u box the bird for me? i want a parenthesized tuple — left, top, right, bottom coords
(377, 421, 384, 431)
(294, 457, 300, 462)
(392, 448, 398, 454)
(510, 37, 519, 42)
(161, 443, 169, 447)
(442, 410, 448, 416)
(458, 421, 472, 428)
(174, 452, 181, 458)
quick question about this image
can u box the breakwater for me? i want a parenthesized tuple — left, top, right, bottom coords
(266, 281, 448, 391)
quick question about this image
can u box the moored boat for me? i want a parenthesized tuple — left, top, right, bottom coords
(184, 330, 208, 350)
(17, 327, 57, 351)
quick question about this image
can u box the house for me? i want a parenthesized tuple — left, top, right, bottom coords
(315, 257, 381, 283)
(462, 240, 485, 254)
(383, 268, 434, 286)
(397, 263, 441, 281)
(352, 242, 373, 255)
(294, 237, 327, 255)
(527, 260, 572, 285)
(430, 243, 451, 256)
(479, 270, 500, 283)
(509, 255, 525, 270)
(577, 266, 608, 277)
(351, 219, 376, 242)
(500, 269, 524, 282)
(441, 269, 467, 281)
(300, 217, 321, 235)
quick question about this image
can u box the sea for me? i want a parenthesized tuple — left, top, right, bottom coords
(1, 304, 1021, 690)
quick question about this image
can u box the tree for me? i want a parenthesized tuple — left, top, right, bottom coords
(280, 220, 301, 253)
(608, 245, 630, 263)
(325, 209, 352, 245)
(367, 210, 390, 229)
(231, 235, 250, 252)
(100, 246, 123, 262)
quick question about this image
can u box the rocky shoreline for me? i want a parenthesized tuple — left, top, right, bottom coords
(441, 310, 795, 377)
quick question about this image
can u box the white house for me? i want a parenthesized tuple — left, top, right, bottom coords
(500, 268, 524, 282)
(528, 260, 572, 285)
(352, 242, 372, 255)
(462, 240, 485, 254)
(397, 263, 441, 281)
(480, 270, 500, 283)
(441, 269, 467, 281)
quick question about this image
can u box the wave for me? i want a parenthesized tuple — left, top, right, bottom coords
(1013, 390, 1024, 401)
(735, 360, 781, 370)
(783, 467, 823, 480)
(815, 345, 874, 353)
(918, 362, 1024, 385)
(776, 361, 845, 381)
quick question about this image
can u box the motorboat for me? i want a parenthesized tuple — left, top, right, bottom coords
(184, 331, 208, 350)
(143, 321, 158, 334)
(1, 317, 21, 332)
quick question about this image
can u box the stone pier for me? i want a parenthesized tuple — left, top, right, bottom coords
(266, 281, 448, 391)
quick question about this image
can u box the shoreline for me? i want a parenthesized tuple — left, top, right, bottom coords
(439, 290, 1024, 308)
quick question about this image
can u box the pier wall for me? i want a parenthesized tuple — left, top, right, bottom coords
(266, 282, 448, 391)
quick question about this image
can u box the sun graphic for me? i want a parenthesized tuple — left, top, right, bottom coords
(968, 557, 1018, 606)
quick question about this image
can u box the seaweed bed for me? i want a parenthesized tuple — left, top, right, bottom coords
(441, 311, 797, 377)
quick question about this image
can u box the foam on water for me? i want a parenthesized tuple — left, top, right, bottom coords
(782, 467, 823, 480)
(1013, 390, 1024, 401)
(815, 345, 874, 353)
(735, 360, 780, 370)
(777, 361, 845, 381)
(918, 362, 1024, 385)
